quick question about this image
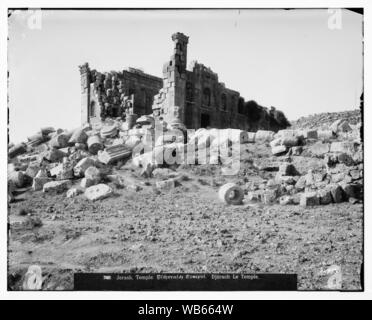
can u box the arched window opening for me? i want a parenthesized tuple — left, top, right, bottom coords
(203, 88, 211, 106)
(221, 94, 227, 111)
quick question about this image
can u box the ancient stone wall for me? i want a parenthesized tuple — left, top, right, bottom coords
(79, 64, 162, 125)
(151, 32, 289, 132)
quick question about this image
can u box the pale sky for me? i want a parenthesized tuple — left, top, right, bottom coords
(8, 9, 363, 143)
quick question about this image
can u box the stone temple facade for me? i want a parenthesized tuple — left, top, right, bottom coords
(80, 32, 289, 131)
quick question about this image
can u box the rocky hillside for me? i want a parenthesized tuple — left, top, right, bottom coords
(291, 109, 361, 130)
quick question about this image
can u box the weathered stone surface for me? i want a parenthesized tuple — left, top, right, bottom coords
(100, 125, 118, 138)
(330, 119, 352, 133)
(50, 162, 74, 180)
(349, 169, 360, 180)
(106, 174, 126, 187)
(309, 142, 330, 157)
(331, 172, 346, 183)
(261, 189, 278, 204)
(255, 130, 275, 142)
(330, 141, 358, 155)
(32, 169, 51, 191)
(246, 191, 262, 202)
(326, 184, 344, 203)
(43, 180, 71, 194)
(49, 132, 70, 149)
(306, 130, 318, 140)
(152, 168, 177, 180)
(74, 157, 96, 177)
(218, 183, 244, 205)
(9, 143, 27, 158)
(271, 145, 287, 155)
(87, 135, 103, 155)
(97, 144, 132, 165)
(290, 146, 303, 156)
(337, 153, 355, 166)
(295, 175, 307, 191)
(66, 188, 82, 198)
(300, 192, 319, 207)
(84, 166, 101, 184)
(8, 171, 26, 188)
(43, 149, 66, 162)
(318, 130, 335, 141)
(69, 128, 88, 144)
(84, 184, 113, 201)
(279, 195, 294, 205)
(156, 178, 176, 191)
(318, 190, 333, 205)
(278, 163, 298, 176)
(341, 182, 363, 200)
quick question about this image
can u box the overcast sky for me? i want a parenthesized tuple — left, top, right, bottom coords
(8, 9, 363, 143)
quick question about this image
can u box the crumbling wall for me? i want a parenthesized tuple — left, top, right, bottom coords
(79, 64, 162, 125)
(152, 33, 290, 132)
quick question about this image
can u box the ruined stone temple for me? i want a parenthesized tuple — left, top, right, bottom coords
(80, 32, 289, 131)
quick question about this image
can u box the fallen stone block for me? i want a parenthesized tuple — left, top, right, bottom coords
(23, 265, 43, 291)
(290, 146, 303, 156)
(87, 135, 104, 155)
(100, 125, 118, 138)
(84, 184, 113, 201)
(300, 192, 320, 207)
(272, 145, 287, 156)
(84, 166, 101, 183)
(43, 180, 71, 194)
(69, 128, 88, 144)
(278, 163, 298, 176)
(269, 138, 282, 148)
(326, 184, 344, 203)
(340, 182, 363, 200)
(156, 178, 176, 191)
(73, 157, 96, 177)
(8, 170, 26, 188)
(32, 169, 51, 191)
(318, 190, 333, 205)
(66, 188, 82, 198)
(97, 144, 132, 165)
(26, 133, 46, 148)
(246, 191, 262, 202)
(49, 132, 70, 149)
(43, 149, 66, 163)
(8, 143, 27, 159)
(261, 189, 278, 204)
(279, 195, 294, 205)
(218, 183, 244, 205)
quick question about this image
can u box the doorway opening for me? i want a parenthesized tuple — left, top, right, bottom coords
(200, 113, 211, 128)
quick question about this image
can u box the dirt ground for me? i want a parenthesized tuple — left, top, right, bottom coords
(8, 143, 363, 291)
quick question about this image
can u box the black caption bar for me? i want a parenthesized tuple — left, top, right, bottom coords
(74, 273, 297, 290)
